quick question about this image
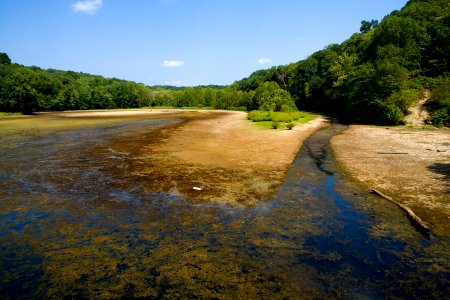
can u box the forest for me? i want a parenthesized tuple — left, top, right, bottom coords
(0, 0, 449, 126)
(0, 53, 251, 114)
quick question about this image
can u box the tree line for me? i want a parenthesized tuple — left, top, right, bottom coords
(1, 0, 449, 126)
(0, 54, 291, 114)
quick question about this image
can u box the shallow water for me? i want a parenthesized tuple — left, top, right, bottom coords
(0, 114, 448, 299)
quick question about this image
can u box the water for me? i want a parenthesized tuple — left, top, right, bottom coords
(0, 115, 448, 299)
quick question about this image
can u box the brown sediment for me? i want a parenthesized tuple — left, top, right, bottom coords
(331, 125, 450, 236)
(110, 110, 328, 205)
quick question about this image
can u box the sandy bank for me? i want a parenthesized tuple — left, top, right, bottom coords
(331, 125, 450, 235)
(114, 110, 328, 205)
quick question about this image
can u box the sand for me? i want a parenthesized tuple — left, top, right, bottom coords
(111, 110, 328, 206)
(331, 125, 450, 235)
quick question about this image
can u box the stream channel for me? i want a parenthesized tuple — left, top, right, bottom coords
(0, 114, 448, 298)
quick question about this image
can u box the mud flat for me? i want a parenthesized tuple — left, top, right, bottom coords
(0, 109, 326, 206)
(115, 110, 328, 205)
(331, 125, 450, 236)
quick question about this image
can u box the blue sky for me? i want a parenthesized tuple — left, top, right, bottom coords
(0, 0, 408, 86)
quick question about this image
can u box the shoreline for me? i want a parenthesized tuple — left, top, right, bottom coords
(331, 125, 450, 236)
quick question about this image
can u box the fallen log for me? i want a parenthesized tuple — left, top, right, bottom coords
(371, 189, 432, 238)
(376, 152, 408, 155)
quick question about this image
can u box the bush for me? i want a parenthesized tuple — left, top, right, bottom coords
(292, 111, 305, 120)
(387, 89, 421, 113)
(286, 122, 295, 130)
(271, 120, 280, 129)
(425, 78, 450, 127)
(369, 100, 404, 125)
(428, 108, 449, 127)
(247, 110, 271, 122)
(381, 104, 404, 125)
(272, 112, 293, 122)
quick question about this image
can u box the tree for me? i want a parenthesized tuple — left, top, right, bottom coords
(360, 19, 379, 33)
(253, 82, 296, 112)
(0, 53, 11, 65)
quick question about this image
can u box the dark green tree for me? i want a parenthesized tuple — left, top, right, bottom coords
(0, 53, 11, 65)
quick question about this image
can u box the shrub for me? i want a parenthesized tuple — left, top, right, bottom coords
(387, 89, 421, 113)
(248, 110, 271, 122)
(428, 108, 449, 127)
(369, 100, 404, 125)
(424, 78, 450, 127)
(272, 112, 293, 122)
(381, 104, 404, 125)
(291, 111, 305, 120)
(286, 122, 295, 130)
(271, 120, 280, 129)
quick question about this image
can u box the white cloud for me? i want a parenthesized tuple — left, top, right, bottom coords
(72, 0, 103, 14)
(162, 60, 185, 68)
(258, 58, 273, 65)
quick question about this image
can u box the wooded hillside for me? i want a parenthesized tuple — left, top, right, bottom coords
(235, 0, 449, 126)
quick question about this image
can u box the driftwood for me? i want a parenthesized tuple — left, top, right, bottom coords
(371, 189, 432, 238)
(376, 152, 409, 155)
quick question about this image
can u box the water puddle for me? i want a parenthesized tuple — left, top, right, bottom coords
(0, 116, 448, 298)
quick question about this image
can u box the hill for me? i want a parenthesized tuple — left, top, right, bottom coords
(234, 0, 449, 126)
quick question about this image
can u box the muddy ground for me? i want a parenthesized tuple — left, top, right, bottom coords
(331, 125, 450, 236)
(109, 110, 328, 205)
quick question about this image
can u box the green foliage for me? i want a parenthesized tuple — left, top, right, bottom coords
(226, 106, 248, 111)
(271, 111, 306, 122)
(387, 89, 421, 113)
(0, 58, 253, 113)
(379, 103, 405, 125)
(360, 19, 379, 33)
(253, 81, 296, 112)
(234, 0, 449, 126)
(248, 110, 316, 130)
(427, 78, 450, 111)
(271, 120, 280, 129)
(247, 110, 272, 122)
(286, 122, 295, 130)
(426, 77, 450, 127)
(0, 112, 22, 117)
(0, 53, 11, 65)
(428, 108, 449, 127)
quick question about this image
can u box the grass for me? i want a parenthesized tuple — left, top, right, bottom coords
(247, 110, 318, 130)
(0, 112, 24, 117)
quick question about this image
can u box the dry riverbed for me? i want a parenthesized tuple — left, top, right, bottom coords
(331, 125, 450, 236)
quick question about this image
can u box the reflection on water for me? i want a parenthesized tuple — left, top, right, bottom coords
(0, 115, 448, 298)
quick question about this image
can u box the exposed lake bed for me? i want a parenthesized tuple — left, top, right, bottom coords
(0, 110, 448, 298)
